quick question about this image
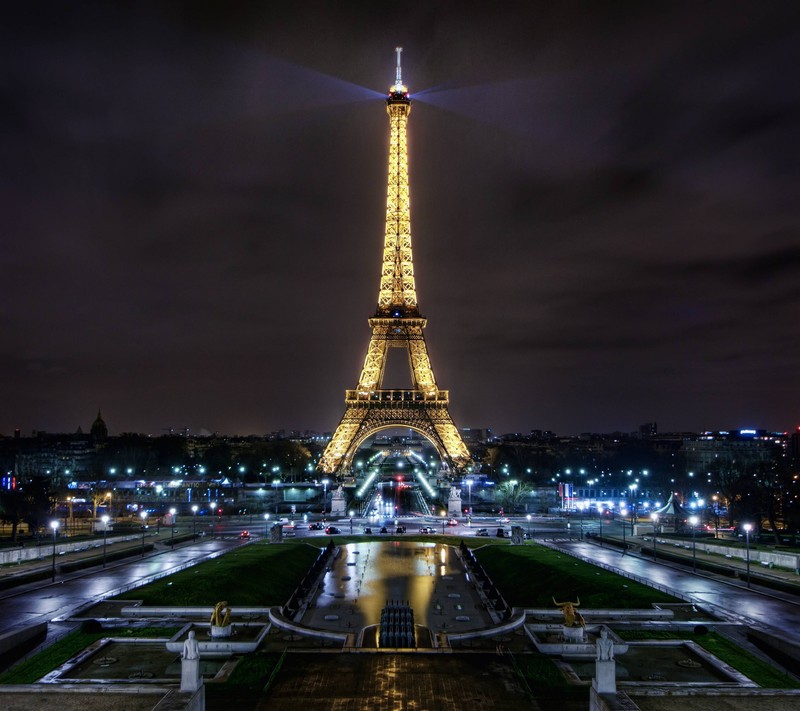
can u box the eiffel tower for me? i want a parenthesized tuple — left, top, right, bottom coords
(318, 49, 472, 477)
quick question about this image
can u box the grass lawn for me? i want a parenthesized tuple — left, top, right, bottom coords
(473, 544, 680, 608)
(0, 627, 178, 685)
(114, 541, 321, 606)
(616, 629, 800, 689)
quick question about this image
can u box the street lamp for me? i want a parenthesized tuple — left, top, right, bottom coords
(322, 478, 329, 517)
(621, 506, 626, 554)
(628, 483, 638, 534)
(169, 507, 176, 547)
(264, 513, 270, 539)
(441, 510, 446, 534)
(466, 478, 473, 517)
(526, 513, 532, 538)
(689, 515, 699, 573)
(140, 510, 148, 557)
(743, 522, 753, 588)
(650, 513, 658, 562)
(50, 520, 59, 582)
(101, 515, 110, 568)
(712, 495, 719, 539)
(349, 510, 354, 534)
(191, 504, 198, 540)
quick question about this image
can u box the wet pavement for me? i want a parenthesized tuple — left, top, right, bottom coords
(300, 541, 494, 641)
(254, 653, 538, 711)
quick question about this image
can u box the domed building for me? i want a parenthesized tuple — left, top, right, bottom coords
(90, 410, 108, 440)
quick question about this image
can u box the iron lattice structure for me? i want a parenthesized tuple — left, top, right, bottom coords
(318, 49, 472, 476)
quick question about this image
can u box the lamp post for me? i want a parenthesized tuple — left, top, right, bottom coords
(526, 513, 532, 538)
(140, 510, 147, 557)
(441, 510, 446, 535)
(743, 522, 753, 588)
(466, 478, 473, 516)
(169, 507, 176, 548)
(263, 513, 270, 539)
(273, 479, 280, 515)
(650, 513, 658, 562)
(689, 515, 699, 573)
(621, 507, 626, 554)
(628, 483, 638, 534)
(349, 510, 354, 534)
(322, 478, 329, 517)
(101, 515, 109, 568)
(712, 495, 719, 539)
(50, 520, 59, 582)
(191, 504, 198, 540)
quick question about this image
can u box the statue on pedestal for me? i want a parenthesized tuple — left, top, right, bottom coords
(210, 601, 233, 638)
(447, 486, 462, 516)
(592, 627, 616, 695)
(180, 630, 202, 693)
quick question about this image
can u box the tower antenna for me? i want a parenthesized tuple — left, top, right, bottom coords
(395, 46, 403, 87)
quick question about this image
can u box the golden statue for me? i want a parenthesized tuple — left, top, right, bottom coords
(553, 596, 585, 627)
(210, 601, 231, 628)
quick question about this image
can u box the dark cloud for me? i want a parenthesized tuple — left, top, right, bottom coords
(2, 1, 800, 436)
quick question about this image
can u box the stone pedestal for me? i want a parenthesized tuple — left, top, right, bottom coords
(210, 624, 232, 638)
(592, 659, 616, 694)
(330, 487, 347, 517)
(270, 524, 283, 544)
(180, 657, 202, 693)
(561, 624, 585, 643)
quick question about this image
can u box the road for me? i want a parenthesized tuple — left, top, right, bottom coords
(0, 536, 240, 637)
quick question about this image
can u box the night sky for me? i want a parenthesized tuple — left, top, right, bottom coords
(4, 1, 799, 437)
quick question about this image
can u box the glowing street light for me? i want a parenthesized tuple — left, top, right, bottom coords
(101, 515, 110, 568)
(264, 513, 270, 539)
(191, 504, 198, 540)
(169, 507, 177, 548)
(322, 479, 330, 517)
(140, 510, 148, 556)
(743, 522, 753, 588)
(526, 513, 532, 538)
(689, 515, 699, 572)
(50, 520, 59, 582)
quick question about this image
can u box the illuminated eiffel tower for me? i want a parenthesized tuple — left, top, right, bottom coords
(318, 49, 472, 476)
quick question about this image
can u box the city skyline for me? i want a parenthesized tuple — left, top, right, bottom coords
(4, 2, 799, 437)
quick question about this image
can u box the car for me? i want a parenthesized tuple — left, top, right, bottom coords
(496, 528, 507, 538)
(309, 522, 324, 530)
(239, 530, 251, 539)
(363, 527, 373, 535)
(447, 519, 458, 526)
(380, 526, 388, 534)
(419, 527, 432, 534)
(396, 526, 406, 534)
(475, 528, 489, 536)
(325, 526, 340, 535)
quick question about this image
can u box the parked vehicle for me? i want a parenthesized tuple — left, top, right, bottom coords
(475, 528, 489, 536)
(496, 528, 507, 538)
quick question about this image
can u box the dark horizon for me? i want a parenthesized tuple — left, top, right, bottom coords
(4, 2, 799, 438)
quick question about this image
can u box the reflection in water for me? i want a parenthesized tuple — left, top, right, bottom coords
(310, 541, 474, 629)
